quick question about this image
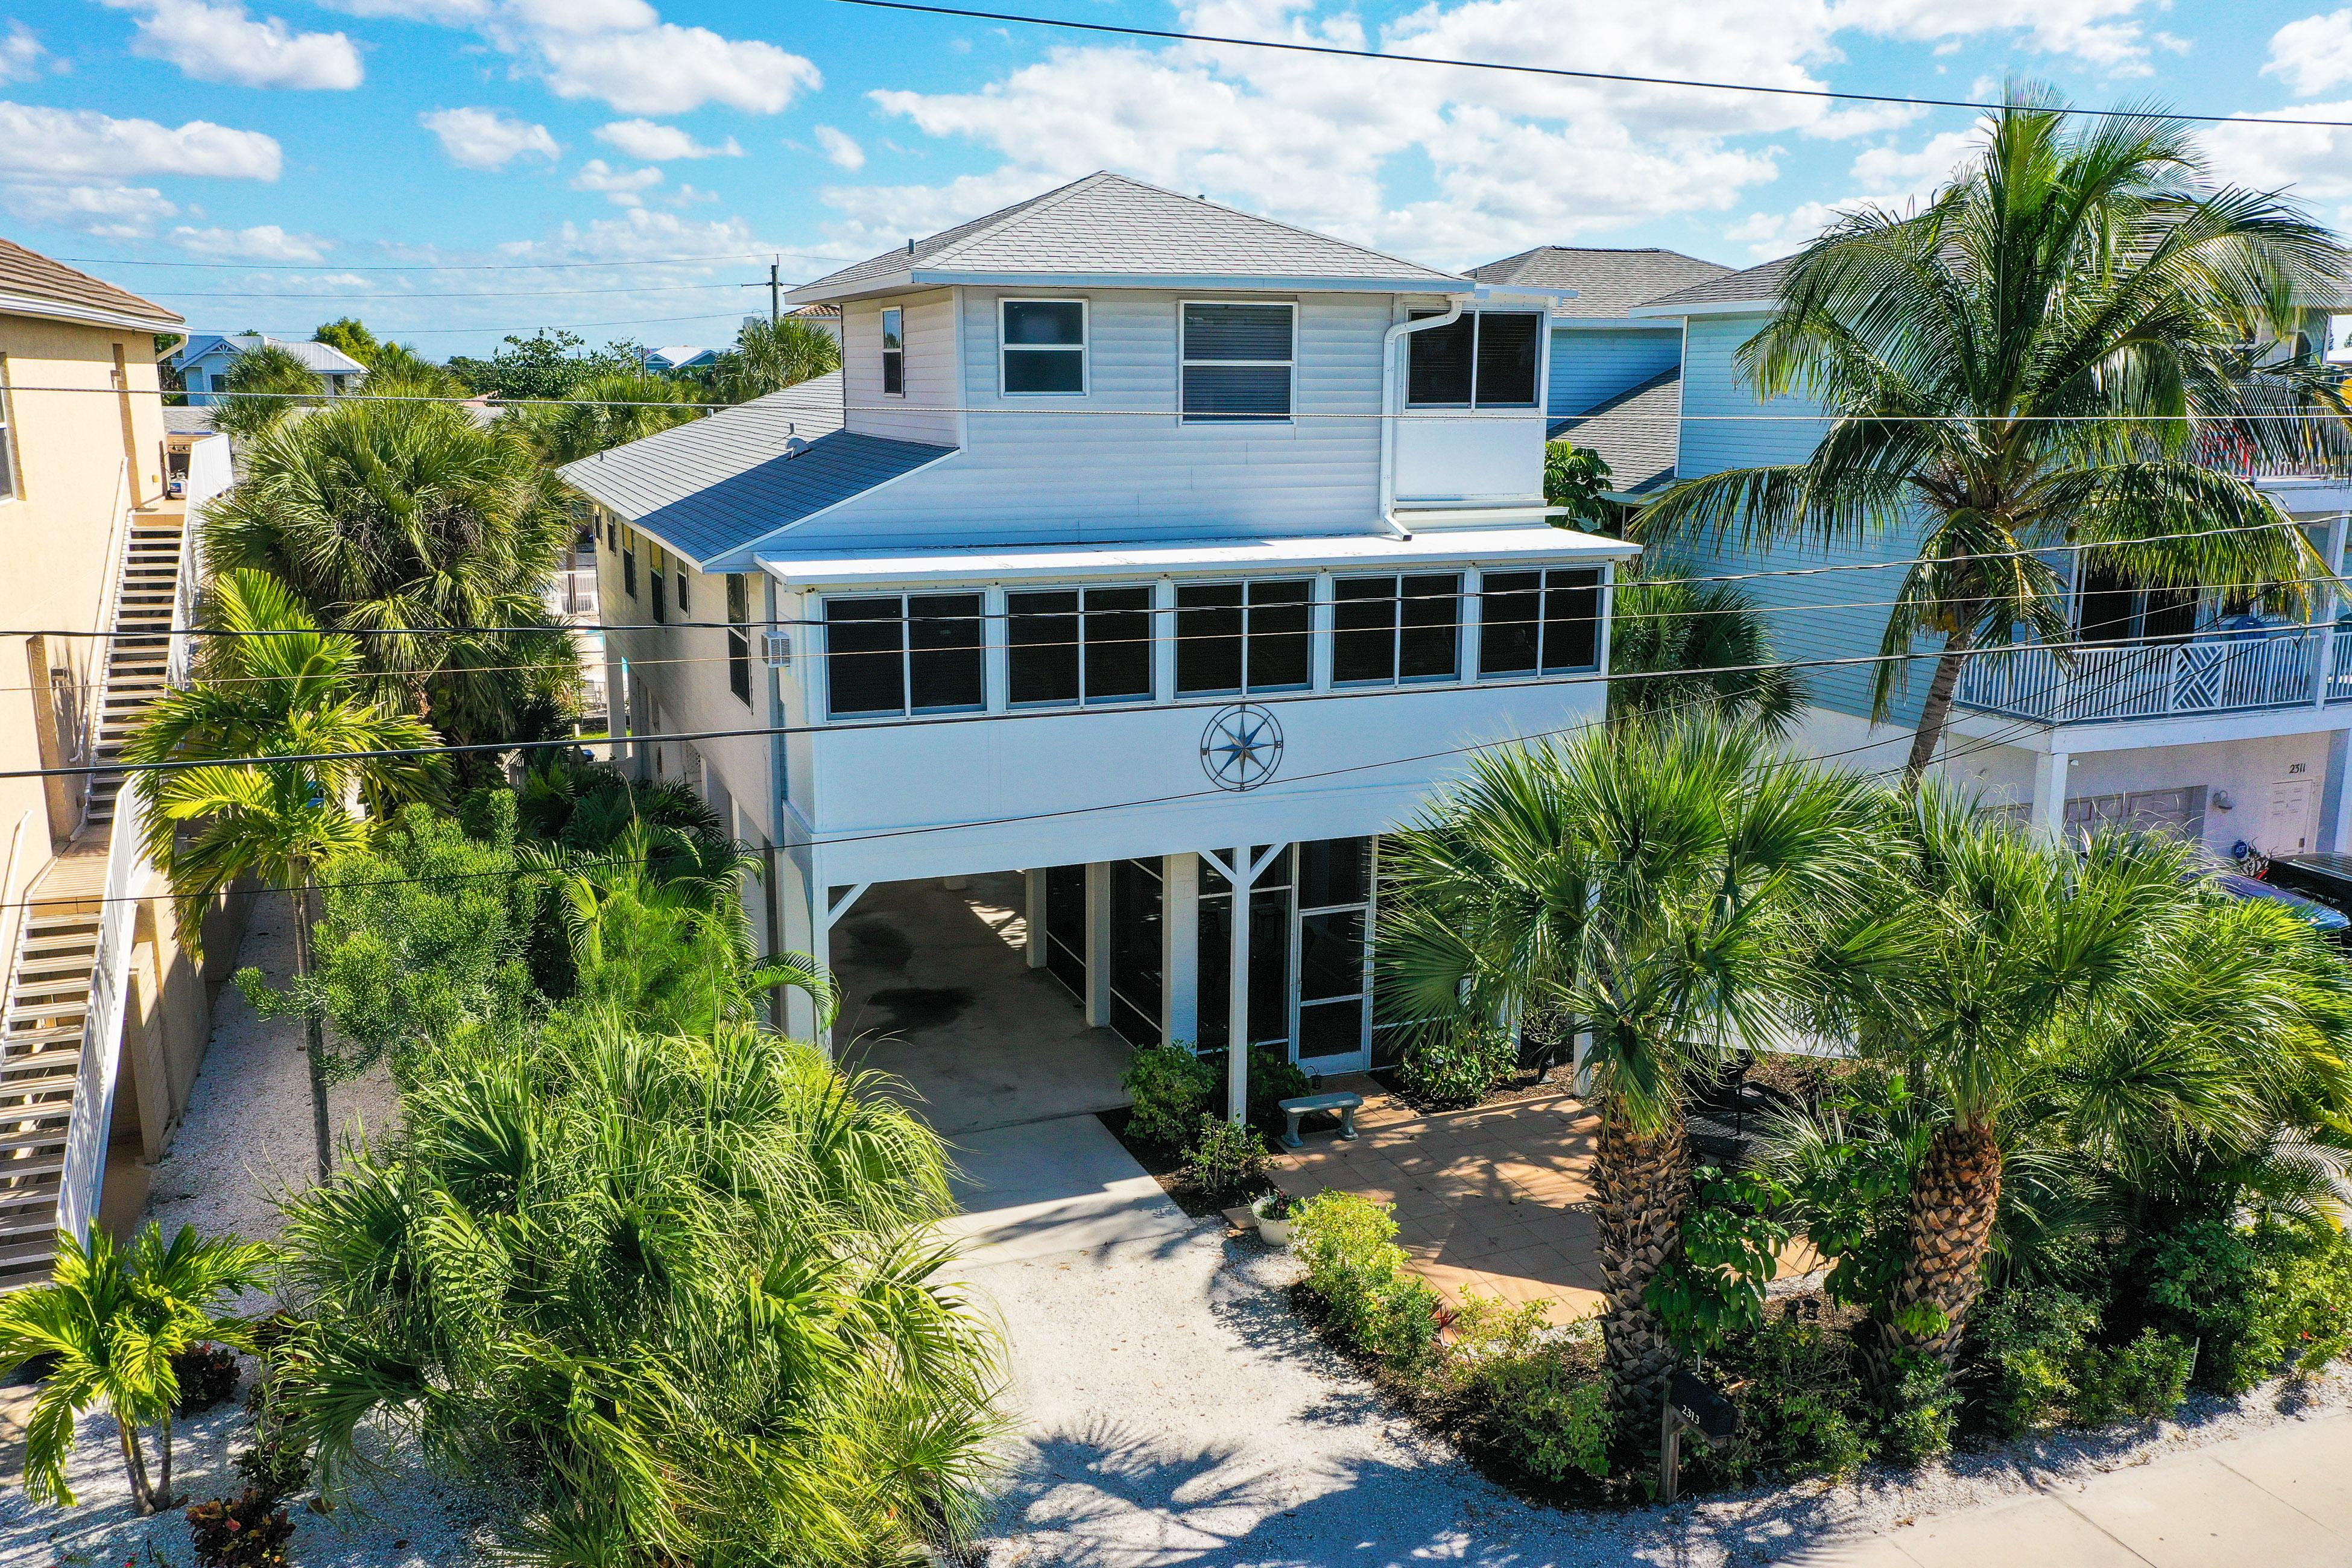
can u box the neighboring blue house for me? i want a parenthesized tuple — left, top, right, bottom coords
(1598, 257, 2352, 860)
(173, 334, 367, 406)
(645, 345, 722, 373)
(558, 172, 1639, 1118)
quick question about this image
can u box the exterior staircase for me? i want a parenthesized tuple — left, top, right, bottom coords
(0, 510, 191, 1292)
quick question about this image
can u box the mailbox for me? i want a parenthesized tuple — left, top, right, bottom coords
(1669, 1369, 1743, 1441)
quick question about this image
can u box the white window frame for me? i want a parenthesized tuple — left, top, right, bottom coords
(1473, 566, 1604, 680)
(1404, 309, 1544, 410)
(880, 305, 905, 399)
(821, 590, 988, 720)
(1289, 836, 1377, 1069)
(0, 355, 16, 505)
(1179, 299, 1297, 425)
(998, 297, 1089, 398)
(1003, 581, 1158, 709)
(1171, 576, 1314, 697)
(1330, 571, 1464, 688)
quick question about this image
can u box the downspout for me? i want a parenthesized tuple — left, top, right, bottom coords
(1377, 296, 1470, 542)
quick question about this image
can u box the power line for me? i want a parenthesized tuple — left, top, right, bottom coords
(156, 282, 777, 301)
(52, 250, 847, 273)
(826, 0, 2352, 131)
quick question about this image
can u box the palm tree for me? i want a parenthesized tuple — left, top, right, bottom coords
(1639, 89, 2349, 781)
(520, 369, 703, 464)
(1608, 566, 1809, 734)
(1378, 718, 1880, 1449)
(712, 315, 841, 403)
(0, 1223, 272, 1514)
(213, 343, 324, 443)
(202, 393, 575, 758)
(124, 569, 443, 1178)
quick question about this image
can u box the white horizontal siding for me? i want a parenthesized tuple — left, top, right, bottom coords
(1548, 326, 1682, 418)
(841, 290, 957, 447)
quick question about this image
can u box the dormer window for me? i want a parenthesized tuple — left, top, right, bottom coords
(1406, 310, 1541, 408)
(880, 306, 905, 396)
(1002, 300, 1087, 395)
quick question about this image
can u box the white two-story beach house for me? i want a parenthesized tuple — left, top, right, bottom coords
(560, 174, 1637, 1118)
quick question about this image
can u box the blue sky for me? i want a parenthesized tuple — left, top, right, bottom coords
(4, 0, 2352, 356)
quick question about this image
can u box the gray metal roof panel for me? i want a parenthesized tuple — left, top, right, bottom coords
(1470, 247, 1733, 318)
(1549, 367, 1680, 498)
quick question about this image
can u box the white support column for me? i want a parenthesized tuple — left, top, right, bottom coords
(1023, 867, 1048, 969)
(1204, 844, 1286, 1121)
(1152, 580, 1177, 703)
(1162, 853, 1200, 1047)
(2028, 747, 2072, 844)
(1084, 861, 1113, 1028)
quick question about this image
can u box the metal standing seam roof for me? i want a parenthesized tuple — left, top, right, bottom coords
(0, 238, 182, 330)
(1470, 247, 1734, 319)
(1550, 367, 1682, 499)
(179, 334, 369, 375)
(789, 171, 1467, 303)
(555, 371, 957, 567)
(1628, 255, 1795, 314)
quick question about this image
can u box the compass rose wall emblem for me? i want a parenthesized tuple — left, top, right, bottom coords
(1200, 704, 1284, 791)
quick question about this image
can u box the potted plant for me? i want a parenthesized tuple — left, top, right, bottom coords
(1250, 1191, 1298, 1247)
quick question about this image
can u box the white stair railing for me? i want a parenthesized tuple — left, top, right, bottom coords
(53, 774, 142, 1240)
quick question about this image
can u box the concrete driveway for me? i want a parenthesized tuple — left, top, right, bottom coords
(832, 874, 1136, 1136)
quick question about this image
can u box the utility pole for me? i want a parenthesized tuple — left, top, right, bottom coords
(742, 257, 781, 325)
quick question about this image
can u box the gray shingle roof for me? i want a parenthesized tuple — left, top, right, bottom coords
(1470, 247, 1733, 318)
(1630, 255, 1794, 312)
(556, 372, 954, 566)
(791, 172, 1464, 303)
(1549, 367, 1679, 499)
(0, 238, 181, 329)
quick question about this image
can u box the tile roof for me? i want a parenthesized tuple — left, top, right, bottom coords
(556, 371, 955, 566)
(0, 238, 181, 329)
(1630, 255, 1795, 312)
(1469, 247, 1733, 318)
(791, 172, 1464, 302)
(1549, 367, 1680, 499)
(181, 334, 368, 375)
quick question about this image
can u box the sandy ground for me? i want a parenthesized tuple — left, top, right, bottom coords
(963, 1216, 2352, 1568)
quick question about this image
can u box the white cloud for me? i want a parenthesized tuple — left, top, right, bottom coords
(594, 118, 740, 160)
(98, 0, 364, 90)
(813, 125, 865, 170)
(0, 101, 282, 180)
(2266, 10, 2352, 97)
(2203, 103, 2352, 213)
(172, 223, 332, 261)
(0, 22, 44, 83)
(504, 206, 768, 263)
(571, 157, 663, 205)
(1, 182, 179, 238)
(315, 0, 488, 19)
(1725, 126, 1979, 259)
(420, 106, 560, 169)
(1827, 0, 2168, 72)
(1847, 128, 1978, 192)
(533, 24, 820, 115)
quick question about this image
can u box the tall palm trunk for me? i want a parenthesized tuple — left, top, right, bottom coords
(116, 1413, 158, 1514)
(1903, 629, 1976, 785)
(291, 876, 331, 1180)
(1594, 1097, 1692, 1458)
(155, 1414, 175, 1511)
(1879, 1119, 2003, 1376)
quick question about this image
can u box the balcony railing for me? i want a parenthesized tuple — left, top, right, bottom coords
(1955, 627, 2341, 725)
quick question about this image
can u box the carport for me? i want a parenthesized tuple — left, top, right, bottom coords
(829, 873, 1136, 1136)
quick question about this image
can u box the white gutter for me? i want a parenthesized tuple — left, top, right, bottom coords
(1377, 299, 1468, 542)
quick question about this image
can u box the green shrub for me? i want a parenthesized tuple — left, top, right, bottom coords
(1878, 1348, 1958, 1464)
(1399, 1023, 1516, 1107)
(1483, 1349, 1614, 1484)
(2123, 1218, 2352, 1394)
(1199, 1045, 1312, 1133)
(1716, 1314, 1873, 1479)
(2073, 1330, 2195, 1424)
(1964, 1282, 2100, 1438)
(171, 1342, 241, 1416)
(1182, 1113, 1267, 1201)
(1292, 1190, 1441, 1373)
(1124, 1044, 1216, 1149)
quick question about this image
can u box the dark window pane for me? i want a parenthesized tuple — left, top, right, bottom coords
(1182, 302, 1294, 361)
(882, 352, 904, 396)
(1176, 583, 1244, 695)
(909, 592, 984, 710)
(1004, 350, 1084, 394)
(1297, 999, 1365, 1059)
(1008, 589, 1080, 705)
(623, 546, 636, 598)
(1300, 910, 1364, 1001)
(1045, 863, 1087, 1003)
(1085, 586, 1153, 701)
(2077, 564, 2135, 642)
(1109, 857, 1163, 1048)
(1540, 569, 1601, 672)
(1407, 312, 1475, 405)
(1247, 580, 1311, 691)
(1474, 312, 1541, 406)
(1182, 364, 1290, 420)
(1197, 890, 1230, 1051)
(1004, 300, 1084, 346)
(1400, 573, 1461, 680)
(1248, 886, 1291, 1045)
(1297, 837, 1369, 910)
(677, 571, 689, 612)
(1481, 571, 1541, 677)
(729, 631, 751, 703)
(2144, 587, 2196, 641)
(650, 571, 666, 624)
(826, 597, 903, 716)
(726, 573, 749, 625)
(1332, 576, 1396, 684)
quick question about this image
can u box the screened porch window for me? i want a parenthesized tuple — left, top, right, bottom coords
(824, 592, 985, 718)
(1005, 585, 1154, 706)
(1181, 302, 1294, 422)
(1333, 573, 1461, 684)
(1405, 311, 1541, 408)
(2075, 564, 2198, 643)
(1174, 580, 1310, 695)
(1479, 568, 1601, 677)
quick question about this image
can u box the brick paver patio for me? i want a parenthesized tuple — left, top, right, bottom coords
(1267, 1076, 1608, 1323)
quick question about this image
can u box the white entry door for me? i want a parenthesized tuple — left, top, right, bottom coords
(2261, 779, 2319, 858)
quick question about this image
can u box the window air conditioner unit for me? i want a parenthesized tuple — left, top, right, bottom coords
(763, 631, 792, 668)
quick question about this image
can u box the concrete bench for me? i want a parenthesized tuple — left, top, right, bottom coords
(1279, 1090, 1363, 1148)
